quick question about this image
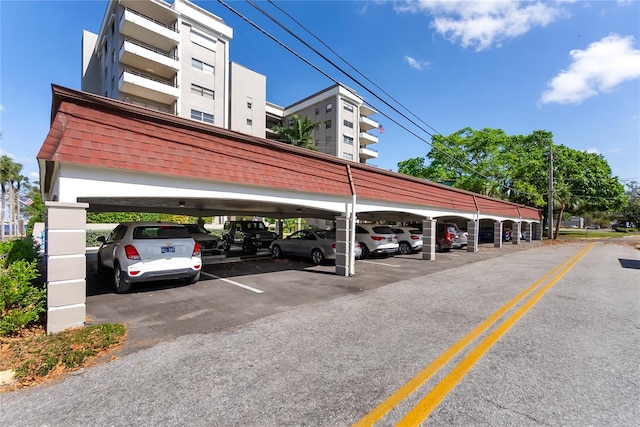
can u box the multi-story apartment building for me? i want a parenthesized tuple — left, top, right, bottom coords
(82, 0, 379, 163)
(267, 85, 379, 163)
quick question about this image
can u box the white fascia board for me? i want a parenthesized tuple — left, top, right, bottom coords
(56, 164, 348, 213)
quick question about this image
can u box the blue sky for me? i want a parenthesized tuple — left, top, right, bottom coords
(1, 0, 639, 186)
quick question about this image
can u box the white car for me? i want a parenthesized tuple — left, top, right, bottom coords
(97, 222, 202, 293)
(391, 226, 423, 254)
(355, 224, 399, 258)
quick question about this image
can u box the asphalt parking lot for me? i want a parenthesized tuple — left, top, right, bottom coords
(86, 241, 541, 357)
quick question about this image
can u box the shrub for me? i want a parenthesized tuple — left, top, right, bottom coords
(0, 238, 45, 336)
(0, 259, 45, 336)
(0, 237, 39, 268)
(86, 229, 112, 247)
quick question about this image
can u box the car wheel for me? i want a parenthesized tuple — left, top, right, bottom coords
(435, 242, 441, 253)
(272, 245, 281, 259)
(113, 261, 131, 294)
(222, 239, 231, 251)
(360, 243, 370, 259)
(242, 241, 257, 254)
(399, 242, 411, 255)
(311, 249, 324, 265)
(185, 271, 200, 284)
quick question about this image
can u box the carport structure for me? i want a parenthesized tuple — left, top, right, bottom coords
(38, 85, 541, 332)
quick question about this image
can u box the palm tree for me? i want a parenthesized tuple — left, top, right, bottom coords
(271, 114, 322, 151)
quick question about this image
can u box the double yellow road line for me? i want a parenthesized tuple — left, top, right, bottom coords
(354, 243, 595, 427)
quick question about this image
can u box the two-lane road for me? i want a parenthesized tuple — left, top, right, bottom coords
(2, 241, 638, 426)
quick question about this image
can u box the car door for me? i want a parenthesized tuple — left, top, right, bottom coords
(285, 230, 305, 256)
(99, 224, 127, 268)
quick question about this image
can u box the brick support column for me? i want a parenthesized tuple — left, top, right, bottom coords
(512, 221, 521, 245)
(275, 219, 283, 239)
(335, 216, 352, 276)
(494, 221, 503, 248)
(534, 222, 543, 240)
(45, 202, 88, 333)
(467, 220, 478, 252)
(524, 222, 533, 242)
(422, 218, 436, 260)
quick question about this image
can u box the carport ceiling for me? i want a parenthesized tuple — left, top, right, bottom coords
(81, 197, 340, 220)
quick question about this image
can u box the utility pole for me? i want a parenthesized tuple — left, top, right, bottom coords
(548, 146, 554, 239)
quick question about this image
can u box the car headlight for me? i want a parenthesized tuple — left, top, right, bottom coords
(255, 233, 261, 239)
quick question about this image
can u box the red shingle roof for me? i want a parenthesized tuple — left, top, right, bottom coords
(38, 85, 540, 221)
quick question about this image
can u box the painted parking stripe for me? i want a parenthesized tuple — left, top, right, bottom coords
(200, 271, 264, 294)
(358, 260, 400, 267)
(353, 243, 594, 427)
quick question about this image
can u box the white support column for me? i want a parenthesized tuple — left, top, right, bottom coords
(422, 218, 436, 260)
(335, 215, 352, 276)
(45, 202, 89, 333)
(467, 220, 478, 252)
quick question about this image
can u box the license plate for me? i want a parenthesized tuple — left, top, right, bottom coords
(161, 246, 175, 254)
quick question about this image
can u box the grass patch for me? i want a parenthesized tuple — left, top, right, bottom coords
(0, 323, 126, 390)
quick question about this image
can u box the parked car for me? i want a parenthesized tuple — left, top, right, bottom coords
(391, 226, 423, 254)
(355, 224, 399, 258)
(453, 230, 468, 249)
(270, 229, 361, 264)
(184, 224, 224, 256)
(435, 222, 459, 252)
(222, 220, 278, 254)
(97, 222, 202, 293)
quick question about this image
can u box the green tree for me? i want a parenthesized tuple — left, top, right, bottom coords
(397, 127, 625, 236)
(271, 114, 322, 151)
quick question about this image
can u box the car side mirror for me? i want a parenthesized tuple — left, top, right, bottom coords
(97, 236, 106, 243)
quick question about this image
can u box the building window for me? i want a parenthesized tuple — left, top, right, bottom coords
(343, 135, 354, 145)
(326, 120, 332, 129)
(344, 104, 354, 112)
(191, 29, 217, 52)
(343, 152, 353, 160)
(191, 84, 214, 100)
(246, 118, 253, 125)
(247, 102, 252, 109)
(343, 120, 353, 128)
(191, 109, 214, 124)
(192, 58, 215, 74)
(315, 107, 320, 115)
(326, 103, 332, 112)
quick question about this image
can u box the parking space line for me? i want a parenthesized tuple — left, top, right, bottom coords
(200, 272, 264, 294)
(358, 260, 400, 267)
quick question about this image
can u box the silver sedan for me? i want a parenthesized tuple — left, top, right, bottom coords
(270, 229, 362, 265)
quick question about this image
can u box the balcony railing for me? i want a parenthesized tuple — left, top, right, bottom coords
(121, 7, 179, 33)
(121, 68, 178, 88)
(122, 97, 175, 115)
(121, 37, 178, 60)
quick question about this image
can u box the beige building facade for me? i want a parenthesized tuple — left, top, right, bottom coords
(82, 0, 379, 164)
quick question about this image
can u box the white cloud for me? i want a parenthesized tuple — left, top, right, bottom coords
(539, 34, 640, 104)
(0, 104, 5, 112)
(586, 147, 600, 154)
(404, 55, 430, 70)
(394, 1, 566, 51)
(28, 171, 40, 181)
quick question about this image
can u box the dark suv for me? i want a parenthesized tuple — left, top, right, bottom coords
(222, 220, 278, 254)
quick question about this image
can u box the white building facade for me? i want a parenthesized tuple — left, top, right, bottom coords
(82, 0, 380, 164)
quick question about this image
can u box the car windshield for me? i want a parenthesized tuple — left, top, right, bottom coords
(246, 222, 267, 230)
(133, 226, 190, 239)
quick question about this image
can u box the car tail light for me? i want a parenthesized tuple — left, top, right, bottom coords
(194, 263, 201, 270)
(410, 235, 420, 240)
(331, 243, 336, 249)
(124, 245, 140, 260)
(371, 235, 385, 241)
(193, 242, 201, 256)
(129, 270, 141, 276)
(355, 241, 361, 248)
